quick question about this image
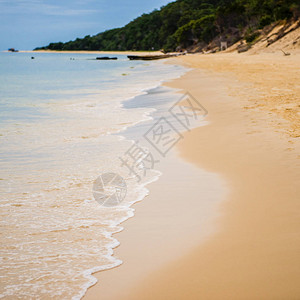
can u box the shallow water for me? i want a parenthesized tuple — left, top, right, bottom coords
(0, 52, 189, 299)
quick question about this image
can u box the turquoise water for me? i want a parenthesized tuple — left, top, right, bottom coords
(0, 52, 180, 124)
(0, 52, 187, 299)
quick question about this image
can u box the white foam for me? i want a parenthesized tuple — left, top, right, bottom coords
(0, 55, 189, 299)
(72, 65, 187, 299)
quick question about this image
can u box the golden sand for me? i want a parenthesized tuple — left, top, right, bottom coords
(85, 51, 300, 299)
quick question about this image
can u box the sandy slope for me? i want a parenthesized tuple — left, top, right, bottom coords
(84, 45, 300, 299)
(122, 52, 300, 298)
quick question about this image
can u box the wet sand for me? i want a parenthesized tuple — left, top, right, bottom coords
(85, 52, 300, 299)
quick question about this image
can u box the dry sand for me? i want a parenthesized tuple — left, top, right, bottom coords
(85, 51, 300, 299)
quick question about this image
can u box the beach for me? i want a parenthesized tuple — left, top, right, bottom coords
(2, 0, 300, 298)
(84, 51, 300, 299)
(0, 52, 189, 298)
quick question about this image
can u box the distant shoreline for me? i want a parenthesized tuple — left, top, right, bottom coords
(1, 50, 164, 55)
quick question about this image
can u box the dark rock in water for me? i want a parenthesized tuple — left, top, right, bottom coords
(31, 57, 35, 59)
(8, 48, 19, 52)
(96, 57, 118, 60)
(127, 53, 184, 60)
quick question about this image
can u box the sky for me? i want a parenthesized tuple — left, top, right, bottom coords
(0, 0, 173, 50)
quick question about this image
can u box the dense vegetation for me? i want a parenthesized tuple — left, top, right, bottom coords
(35, 0, 300, 52)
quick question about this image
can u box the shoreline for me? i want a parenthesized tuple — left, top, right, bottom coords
(124, 53, 300, 299)
(4, 50, 165, 55)
(84, 51, 300, 299)
(83, 64, 226, 300)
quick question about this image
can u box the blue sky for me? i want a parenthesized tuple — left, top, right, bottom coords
(0, 0, 173, 50)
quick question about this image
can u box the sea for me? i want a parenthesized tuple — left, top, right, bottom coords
(0, 52, 189, 299)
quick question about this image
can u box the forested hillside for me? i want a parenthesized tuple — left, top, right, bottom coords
(35, 0, 300, 52)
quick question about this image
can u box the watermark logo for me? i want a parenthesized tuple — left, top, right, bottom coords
(92, 173, 127, 207)
(169, 92, 208, 131)
(144, 117, 183, 157)
(93, 92, 207, 207)
(119, 141, 159, 182)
